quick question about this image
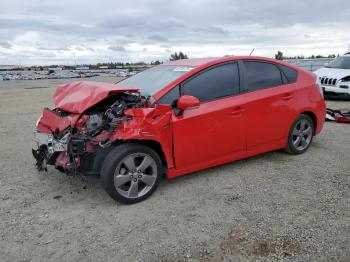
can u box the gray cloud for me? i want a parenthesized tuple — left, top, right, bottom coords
(0, 41, 11, 49)
(148, 34, 169, 42)
(0, 0, 349, 65)
(109, 45, 127, 52)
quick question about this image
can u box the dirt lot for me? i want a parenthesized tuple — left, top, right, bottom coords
(0, 77, 349, 262)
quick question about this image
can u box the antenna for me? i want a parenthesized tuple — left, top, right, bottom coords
(249, 48, 255, 56)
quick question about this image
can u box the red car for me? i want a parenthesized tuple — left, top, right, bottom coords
(33, 56, 326, 203)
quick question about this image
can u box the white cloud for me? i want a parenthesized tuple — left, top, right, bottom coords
(0, 0, 349, 65)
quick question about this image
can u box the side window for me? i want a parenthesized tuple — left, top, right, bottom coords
(280, 65, 298, 83)
(244, 61, 283, 91)
(158, 85, 180, 104)
(182, 63, 239, 102)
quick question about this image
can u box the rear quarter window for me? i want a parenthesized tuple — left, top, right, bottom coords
(280, 65, 298, 83)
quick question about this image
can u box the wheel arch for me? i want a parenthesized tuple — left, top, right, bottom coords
(300, 111, 317, 134)
(124, 139, 169, 170)
(84, 139, 169, 175)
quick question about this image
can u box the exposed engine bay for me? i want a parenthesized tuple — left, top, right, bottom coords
(32, 92, 145, 175)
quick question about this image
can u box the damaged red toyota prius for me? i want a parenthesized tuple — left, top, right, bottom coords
(33, 56, 326, 203)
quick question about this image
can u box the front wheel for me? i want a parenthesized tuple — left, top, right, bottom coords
(284, 114, 314, 154)
(100, 143, 162, 204)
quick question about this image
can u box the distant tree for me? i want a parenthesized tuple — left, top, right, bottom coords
(134, 61, 146, 66)
(179, 51, 188, 59)
(151, 60, 161, 65)
(170, 51, 188, 61)
(275, 51, 283, 60)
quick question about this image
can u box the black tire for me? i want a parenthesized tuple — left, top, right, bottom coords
(100, 143, 162, 204)
(284, 114, 315, 154)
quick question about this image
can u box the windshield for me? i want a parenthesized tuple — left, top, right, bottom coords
(326, 56, 350, 69)
(117, 66, 194, 97)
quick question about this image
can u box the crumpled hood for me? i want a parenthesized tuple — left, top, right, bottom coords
(53, 81, 139, 114)
(314, 68, 350, 80)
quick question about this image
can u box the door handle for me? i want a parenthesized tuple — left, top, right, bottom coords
(231, 108, 246, 116)
(282, 93, 293, 101)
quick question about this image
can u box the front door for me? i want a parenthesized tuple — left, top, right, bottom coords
(171, 62, 246, 169)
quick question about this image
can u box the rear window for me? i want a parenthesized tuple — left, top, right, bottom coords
(280, 65, 298, 83)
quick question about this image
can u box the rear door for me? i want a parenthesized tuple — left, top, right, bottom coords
(172, 62, 246, 169)
(240, 61, 297, 150)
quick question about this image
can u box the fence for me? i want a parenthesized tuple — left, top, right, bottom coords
(284, 58, 334, 72)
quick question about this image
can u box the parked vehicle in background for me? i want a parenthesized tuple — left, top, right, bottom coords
(32, 56, 326, 203)
(314, 53, 350, 99)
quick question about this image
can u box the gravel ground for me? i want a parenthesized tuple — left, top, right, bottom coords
(0, 77, 349, 262)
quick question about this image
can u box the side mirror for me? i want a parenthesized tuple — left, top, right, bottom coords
(175, 95, 200, 116)
(177, 95, 200, 110)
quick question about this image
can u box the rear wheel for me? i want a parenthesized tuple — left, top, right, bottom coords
(101, 143, 162, 204)
(284, 114, 314, 154)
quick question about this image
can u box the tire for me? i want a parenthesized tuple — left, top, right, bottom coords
(284, 114, 315, 155)
(100, 143, 162, 204)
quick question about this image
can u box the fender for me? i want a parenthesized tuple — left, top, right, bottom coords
(109, 105, 175, 169)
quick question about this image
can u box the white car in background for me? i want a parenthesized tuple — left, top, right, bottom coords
(314, 53, 350, 99)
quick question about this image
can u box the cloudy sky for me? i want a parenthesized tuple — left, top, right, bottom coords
(0, 0, 349, 65)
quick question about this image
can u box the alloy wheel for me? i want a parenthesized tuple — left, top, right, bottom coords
(113, 153, 158, 199)
(292, 119, 313, 151)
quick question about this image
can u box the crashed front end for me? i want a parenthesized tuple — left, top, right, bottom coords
(32, 81, 145, 175)
(32, 127, 71, 172)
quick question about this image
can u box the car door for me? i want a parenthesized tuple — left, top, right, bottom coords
(171, 62, 246, 169)
(240, 61, 297, 151)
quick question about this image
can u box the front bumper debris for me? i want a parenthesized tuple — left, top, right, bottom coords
(32, 146, 48, 171)
(32, 132, 69, 171)
(33, 132, 69, 154)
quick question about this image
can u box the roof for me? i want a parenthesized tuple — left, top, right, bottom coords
(161, 56, 288, 68)
(162, 57, 224, 67)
